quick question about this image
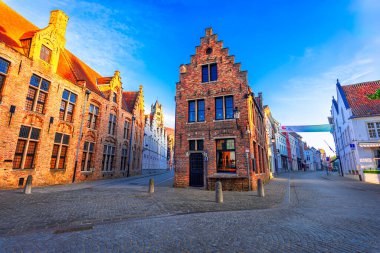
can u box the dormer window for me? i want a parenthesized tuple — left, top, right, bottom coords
(40, 45, 52, 63)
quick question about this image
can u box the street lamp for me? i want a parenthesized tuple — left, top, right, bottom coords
(233, 107, 240, 120)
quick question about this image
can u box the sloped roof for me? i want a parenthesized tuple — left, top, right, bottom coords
(122, 91, 139, 113)
(332, 97, 339, 114)
(0, 2, 38, 53)
(0, 2, 104, 97)
(341, 80, 380, 118)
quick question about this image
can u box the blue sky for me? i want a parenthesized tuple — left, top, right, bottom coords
(4, 0, 380, 155)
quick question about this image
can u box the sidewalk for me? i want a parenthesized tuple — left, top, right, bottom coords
(0, 174, 288, 236)
(0, 170, 169, 194)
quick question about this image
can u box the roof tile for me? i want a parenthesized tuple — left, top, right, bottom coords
(341, 80, 380, 118)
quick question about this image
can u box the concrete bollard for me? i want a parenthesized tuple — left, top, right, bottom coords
(257, 179, 265, 197)
(215, 181, 223, 203)
(148, 178, 154, 193)
(23, 175, 33, 194)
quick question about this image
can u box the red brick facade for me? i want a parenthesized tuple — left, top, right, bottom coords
(174, 28, 270, 191)
(0, 3, 144, 189)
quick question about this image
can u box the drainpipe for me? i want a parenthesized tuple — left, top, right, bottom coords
(72, 89, 91, 183)
(127, 115, 136, 177)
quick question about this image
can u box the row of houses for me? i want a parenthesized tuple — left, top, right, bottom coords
(0, 4, 175, 189)
(264, 106, 327, 174)
(329, 79, 380, 184)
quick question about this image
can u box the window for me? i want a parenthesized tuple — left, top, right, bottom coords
(26, 74, 50, 114)
(121, 148, 128, 171)
(189, 140, 204, 151)
(123, 121, 130, 139)
(50, 133, 70, 170)
(108, 114, 117, 135)
(0, 57, 10, 97)
(113, 92, 117, 103)
(87, 104, 99, 129)
(81, 141, 94, 172)
(215, 96, 234, 120)
(188, 99, 205, 122)
(40, 45, 52, 63)
(13, 126, 40, 169)
(375, 149, 380, 169)
(102, 145, 115, 171)
(216, 139, 236, 173)
(60, 90, 77, 122)
(367, 122, 380, 139)
(202, 63, 217, 82)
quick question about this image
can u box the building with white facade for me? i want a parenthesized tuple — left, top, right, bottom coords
(330, 80, 380, 183)
(264, 106, 279, 174)
(275, 131, 289, 173)
(304, 146, 321, 171)
(290, 132, 304, 171)
(142, 101, 168, 172)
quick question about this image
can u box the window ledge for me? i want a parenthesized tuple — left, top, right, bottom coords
(213, 119, 235, 122)
(81, 171, 94, 175)
(102, 171, 114, 174)
(186, 121, 207, 125)
(208, 173, 247, 179)
(12, 168, 35, 171)
(201, 81, 218, 84)
(50, 168, 66, 172)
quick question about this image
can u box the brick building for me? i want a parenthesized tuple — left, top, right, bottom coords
(0, 3, 145, 189)
(174, 28, 269, 191)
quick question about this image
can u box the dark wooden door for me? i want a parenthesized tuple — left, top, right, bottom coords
(189, 153, 204, 187)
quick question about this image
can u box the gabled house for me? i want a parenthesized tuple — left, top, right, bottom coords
(330, 79, 380, 183)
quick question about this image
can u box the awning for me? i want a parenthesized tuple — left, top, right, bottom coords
(359, 142, 380, 148)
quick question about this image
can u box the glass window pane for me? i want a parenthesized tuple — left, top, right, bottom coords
(0, 58, 10, 74)
(189, 140, 196, 151)
(197, 100, 205, 122)
(62, 90, 69, 100)
(226, 139, 235, 150)
(188, 101, 196, 122)
(54, 133, 62, 143)
(84, 141, 89, 150)
(202, 65, 208, 83)
(67, 103, 74, 113)
(62, 134, 70, 145)
(69, 93, 77, 104)
(210, 63, 217, 81)
(19, 126, 30, 138)
(40, 79, 50, 91)
(13, 154, 23, 169)
(197, 140, 204, 151)
(217, 151, 236, 173)
(89, 142, 94, 152)
(15, 139, 26, 153)
(215, 97, 223, 120)
(0, 75, 5, 91)
(30, 128, 40, 140)
(30, 74, 41, 88)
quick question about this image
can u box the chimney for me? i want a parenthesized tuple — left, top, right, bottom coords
(205, 27, 213, 36)
(49, 10, 69, 38)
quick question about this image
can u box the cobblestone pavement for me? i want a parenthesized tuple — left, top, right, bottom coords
(1, 172, 380, 252)
(0, 170, 286, 236)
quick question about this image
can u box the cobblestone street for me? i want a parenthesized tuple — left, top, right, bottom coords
(1, 171, 380, 252)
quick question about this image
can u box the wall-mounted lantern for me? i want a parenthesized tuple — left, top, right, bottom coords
(8, 105, 16, 126)
(48, 117, 54, 133)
